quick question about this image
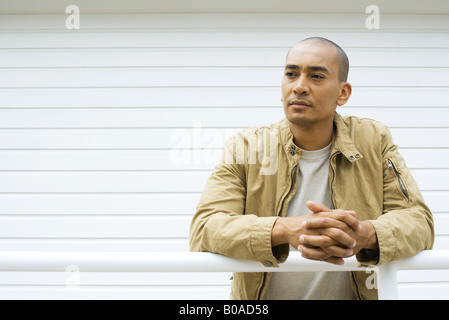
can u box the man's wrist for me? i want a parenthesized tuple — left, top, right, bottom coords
(271, 217, 305, 248)
(271, 217, 288, 247)
(360, 221, 379, 251)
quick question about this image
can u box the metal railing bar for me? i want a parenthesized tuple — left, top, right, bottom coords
(0, 250, 448, 300)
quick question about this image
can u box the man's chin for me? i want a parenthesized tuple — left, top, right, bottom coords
(285, 112, 314, 127)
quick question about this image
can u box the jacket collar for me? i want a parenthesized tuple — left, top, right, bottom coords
(279, 112, 363, 163)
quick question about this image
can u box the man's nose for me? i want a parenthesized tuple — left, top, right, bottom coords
(293, 75, 310, 95)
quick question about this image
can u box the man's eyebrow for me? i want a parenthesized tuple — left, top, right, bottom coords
(284, 64, 330, 74)
(307, 66, 330, 74)
(285, 64, 299, 70)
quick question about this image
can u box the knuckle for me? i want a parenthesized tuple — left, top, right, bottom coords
(318, 238, 331, 247)
(332, 210, 345, 219)
(328, 228, 342, 238)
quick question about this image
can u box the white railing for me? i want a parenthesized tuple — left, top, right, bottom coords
(0, 250, 448, 300)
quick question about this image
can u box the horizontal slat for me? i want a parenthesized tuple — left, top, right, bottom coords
(0, 191, 444, 216)
(386, 149, 449, 169)
(2, 13, 449, 30)
(1, 67, 448, 88)
(0, 169, 445, 192)
(0, 271, 232, 286)
(0, 171, 212, 193)
(1, 128, 237, 149)
(369, 129, 449, 148)
(0, 128, 234, 149)
(3, 48, 449, 68)
(0, 148, 447, 171)
(0, 238, 190, 252)
(0, 128, 447, 148)
(0, 215, 192, 238)
(0, 285, 230, 300)
(0, 213, 446, 239)
(433, 213, 449, 235)
(0, 193, 200, 215)
(1, 87, 448, 108)
(2, 31, 449, 49)
(398, 283, 449, 300)
(398, 270, 449, 283)
(422, 191, 449, 213)
(0, 107, 448, 128)
(433, 238, 449, 255)
(0, 150, 220, 171)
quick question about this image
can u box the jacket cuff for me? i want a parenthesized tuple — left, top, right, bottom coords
(250, 216, 287, 267)
(362, 219, 396, 265)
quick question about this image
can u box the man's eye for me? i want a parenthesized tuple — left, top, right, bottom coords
(285, 72, 296, 77)
(311, 74, 324, 79)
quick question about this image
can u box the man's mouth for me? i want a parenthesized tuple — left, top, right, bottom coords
(289, 99, 312, 108)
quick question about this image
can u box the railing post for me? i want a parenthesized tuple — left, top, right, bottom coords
(377, 262, 399, 300)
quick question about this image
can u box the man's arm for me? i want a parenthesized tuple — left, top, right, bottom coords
(189, 133, 286, 267)
(365, 127, 434, 265)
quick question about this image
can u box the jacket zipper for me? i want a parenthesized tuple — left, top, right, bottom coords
(330, 150, 367, 298)
(329, 150, 341, 208)
(387, 159, 410, 202)
(277, 164, 298, 218)
(257, 164, 298, 300)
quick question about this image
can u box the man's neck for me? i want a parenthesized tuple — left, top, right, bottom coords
(289, 121, 334, 151)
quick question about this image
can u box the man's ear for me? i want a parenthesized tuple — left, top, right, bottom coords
(336, 82, 352, 106)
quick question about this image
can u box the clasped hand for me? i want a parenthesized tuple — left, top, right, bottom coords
(271, 201, 377, 265)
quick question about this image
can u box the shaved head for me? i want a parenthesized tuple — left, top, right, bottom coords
(287, 37, 349, 82)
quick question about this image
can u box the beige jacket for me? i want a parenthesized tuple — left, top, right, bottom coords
(189, 113, 434, 300)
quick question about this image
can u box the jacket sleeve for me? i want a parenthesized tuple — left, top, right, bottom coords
(362, 127, 435, 265)
(189, 134, 283, 267)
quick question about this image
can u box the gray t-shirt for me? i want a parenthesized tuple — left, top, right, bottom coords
(265, 142, 355, 300)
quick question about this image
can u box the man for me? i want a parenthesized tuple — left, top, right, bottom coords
(189, 37, 434, 300)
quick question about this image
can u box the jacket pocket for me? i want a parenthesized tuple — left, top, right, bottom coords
(386, 158, 410, 202)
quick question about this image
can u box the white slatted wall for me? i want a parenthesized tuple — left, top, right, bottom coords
(0, 0, 448, 299)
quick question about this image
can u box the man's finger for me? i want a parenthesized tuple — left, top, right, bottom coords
(307, 201, 331, 213)
(303, 211, 361, 232)
(307, 201, 356, 217)
(331, 209, 359, 228)
(298, 245, 351, 265)
(300, 234, 337, 248)
(321, 244, 354, 258)
(299, 244, 353, 259)
(301, 227, 356, 249)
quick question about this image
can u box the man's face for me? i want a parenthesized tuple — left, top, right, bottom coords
(281, 41, 348, 128)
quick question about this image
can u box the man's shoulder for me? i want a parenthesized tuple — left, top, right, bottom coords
(336, 114, 395, 152)
(338, 114, 390, 135)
